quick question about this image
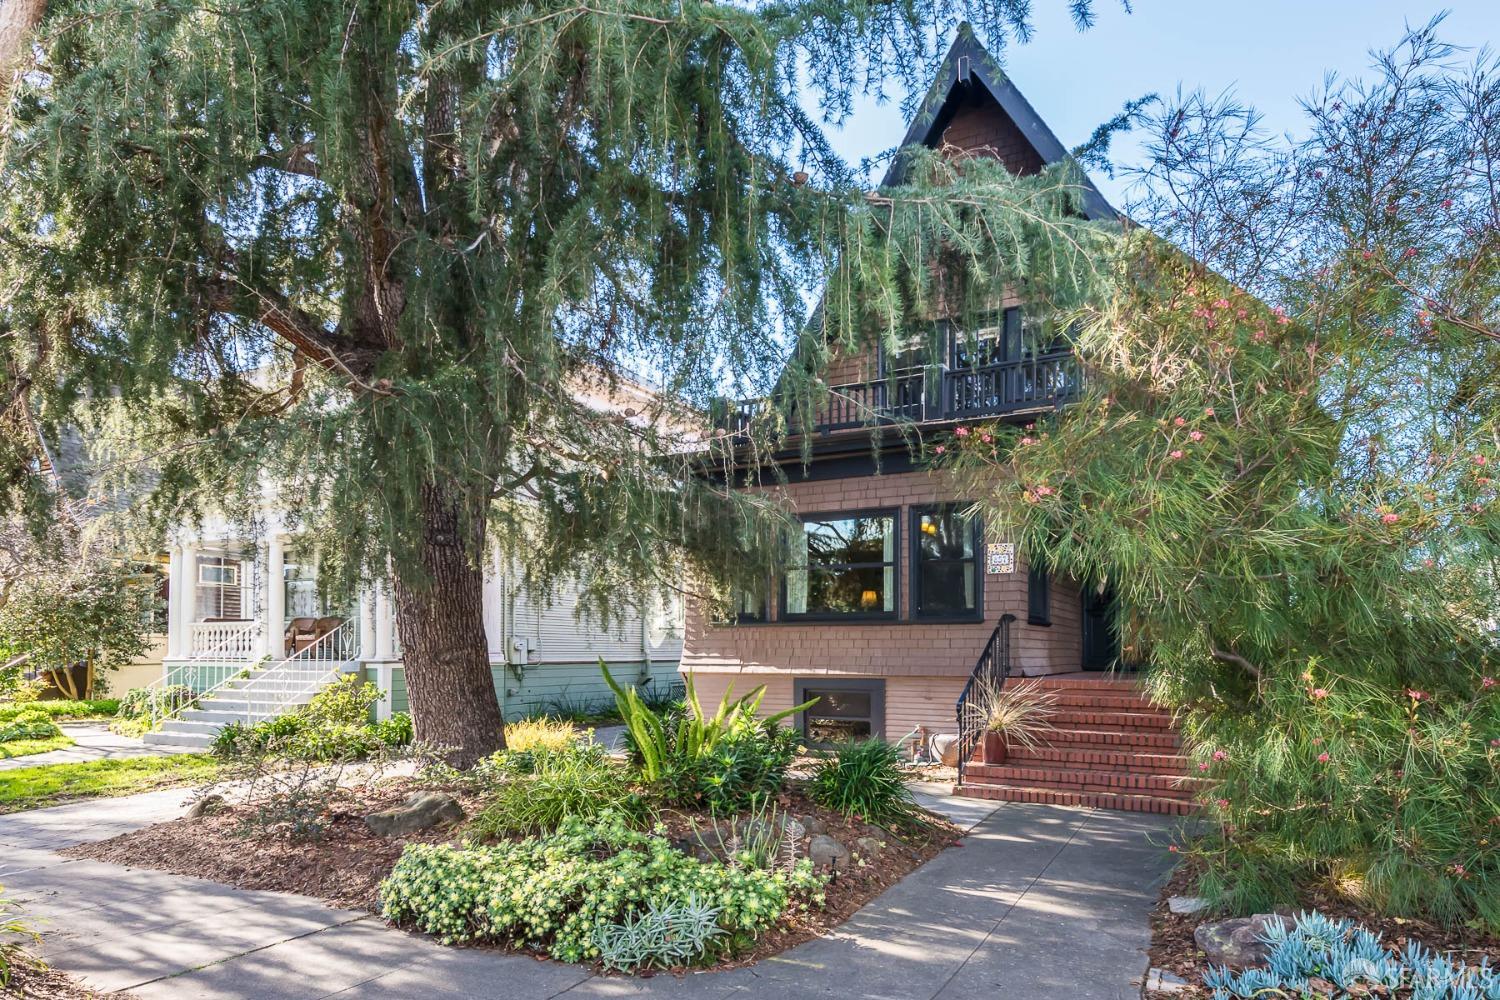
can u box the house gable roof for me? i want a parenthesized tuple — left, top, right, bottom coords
(881, 22, 1118, 222)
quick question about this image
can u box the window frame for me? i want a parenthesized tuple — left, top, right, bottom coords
(1027, 561, 1052, 626)
(909, 505, 984, 621)
(794, 677, 887, 744)
(779, 508, 901, 622)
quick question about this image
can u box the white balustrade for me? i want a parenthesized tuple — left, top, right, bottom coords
(187, 621, 263, 661)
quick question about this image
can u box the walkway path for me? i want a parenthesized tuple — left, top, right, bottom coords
(0, 781, 1178, 999)
(0, 723, 183, 772)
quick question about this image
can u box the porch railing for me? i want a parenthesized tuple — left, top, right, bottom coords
(954, 614, 1016, 786)
(228, 619, 357, 723)
(723, 351, 1080, 437)
(187, 621, 262, 661)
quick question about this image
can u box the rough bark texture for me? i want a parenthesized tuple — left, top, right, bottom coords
(391, 483, 506, 766)
(0, 0, 45, 107)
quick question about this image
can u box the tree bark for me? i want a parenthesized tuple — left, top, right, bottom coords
(0, 0, 46, 108)
(391, 481, 506, 767)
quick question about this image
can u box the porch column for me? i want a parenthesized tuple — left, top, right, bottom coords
(166, 546, 186, 659)
(375, 583, 396, 660)
(265, 535, 286, 659)
(178, 543, 199, 657)
(358, 587, 377, 661)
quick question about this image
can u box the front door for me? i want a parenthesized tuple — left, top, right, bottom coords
(1080, 584, 1120, 671)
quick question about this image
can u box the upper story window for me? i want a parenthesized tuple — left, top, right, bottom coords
(783, 512, 898, 619)
(912, 506, 981, 618)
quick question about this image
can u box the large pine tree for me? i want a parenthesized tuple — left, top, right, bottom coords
(0, 0, 1116, 761)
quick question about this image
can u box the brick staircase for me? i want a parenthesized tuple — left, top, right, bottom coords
(955, 675, 1199, 815)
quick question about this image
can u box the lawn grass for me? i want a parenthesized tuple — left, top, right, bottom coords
(0, 700, 121, 723)
(0, 735, 75, 760)
(0, 755, 219, 814)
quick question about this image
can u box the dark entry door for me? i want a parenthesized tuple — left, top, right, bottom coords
(1080, 584, 1120, 671)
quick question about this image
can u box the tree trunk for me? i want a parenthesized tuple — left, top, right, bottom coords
(0, 0, 46, 108)
(391, 482, 506, 767)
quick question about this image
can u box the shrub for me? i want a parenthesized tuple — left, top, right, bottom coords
(211, 710, 412, 762)
(504, 716, 581, 755)
(380, 811, 826, 966)
(116, 685, 194, 721)
(302, 675, 383, 728)
(0, 699, 118, 723)
(0, 667, 43, 705)
(668, 718, 802, 814)
(0, 711, 62, 743)
(1183, 668, 1500, 930)
(808, 738, 920, 830)
(469, 749, 650, 838)
(1201, 909, 1500, 998)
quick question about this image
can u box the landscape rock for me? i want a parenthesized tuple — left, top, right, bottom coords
(1193, 913, 1294, 968)
(808, 834, 851, 871)
(364, 791, 465, 838)
(853, 835, 884, 856)
(1144, 968, 1191, 994)
(185, 794, 226, 820)
(929, 733, 960, 767)
(798, 813, 829, 837)
(1167, 895, 1210, 916)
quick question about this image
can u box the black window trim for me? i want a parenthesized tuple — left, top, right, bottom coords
(779, 507, 901, 622)
(793, 677, 887, 743)
(909, 504, 984, 622)
(1027, 558, 1052, 627)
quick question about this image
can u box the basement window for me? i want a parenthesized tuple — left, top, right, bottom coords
(794, 678, 886, 744)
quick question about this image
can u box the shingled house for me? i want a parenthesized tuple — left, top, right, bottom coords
(680, 27, 1191, 815)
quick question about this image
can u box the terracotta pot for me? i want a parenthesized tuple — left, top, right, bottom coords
(981, 730, 1007, 764)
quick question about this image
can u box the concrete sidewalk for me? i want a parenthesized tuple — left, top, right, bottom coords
(0, 723, 183, 772)
(1, 783, 1178, 999)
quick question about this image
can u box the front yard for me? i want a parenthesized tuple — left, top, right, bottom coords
(0, 755, 218, 814)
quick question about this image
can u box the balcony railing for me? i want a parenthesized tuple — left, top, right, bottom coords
(187, 620, 262, 661)
(725, 350, 1081, 437)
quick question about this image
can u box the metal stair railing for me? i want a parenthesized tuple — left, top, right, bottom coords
(229, 620, 358, 723)
(954, 613, 1016, 786)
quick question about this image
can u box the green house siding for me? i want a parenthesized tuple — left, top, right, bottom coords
(164, 662, 250, 694)
(368, 659, 680, 722)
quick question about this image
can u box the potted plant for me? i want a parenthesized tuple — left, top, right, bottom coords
(974, 680, 1059, 764)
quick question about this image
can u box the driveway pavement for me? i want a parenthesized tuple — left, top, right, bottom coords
(0, 723, 182, 771)
(0, 781, 1179, 999)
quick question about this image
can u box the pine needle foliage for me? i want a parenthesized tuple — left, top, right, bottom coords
(944, 21, 1500, 928)
(0, 2, 1117, 757)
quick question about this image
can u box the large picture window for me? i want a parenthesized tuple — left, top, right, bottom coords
(912, 506, 980, 618)
(783, 512, 898, 619)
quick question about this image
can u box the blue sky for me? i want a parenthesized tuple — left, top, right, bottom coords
(823, 1, 1500, 206)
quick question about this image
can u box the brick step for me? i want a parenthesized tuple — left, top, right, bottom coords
(953, 782, 1197, 816)
(1005, 746, 1190, 774)
(1044, 727, 1182, 751)
(1020, 689, 1169, 712)
(1021, 675, 1143, 691)
(1048, 709, 1175, 731)
(965, 764, 1203, 798)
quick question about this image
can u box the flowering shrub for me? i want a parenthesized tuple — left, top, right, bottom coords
(1182, 667, 1500, 929)
(1202, 910, 1500, 999)
(379, 811, 826, 965)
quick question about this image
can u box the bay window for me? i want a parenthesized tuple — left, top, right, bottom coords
(783, 512, 898, 619)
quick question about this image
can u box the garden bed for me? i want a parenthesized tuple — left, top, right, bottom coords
(1, 950, 123, 999)
(1147, 860, 1500, 997)
(66, 774, 960, 969)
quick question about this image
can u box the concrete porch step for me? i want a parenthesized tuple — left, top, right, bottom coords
(954, 781, 1196, 816)
(964, 763, 1202, 798)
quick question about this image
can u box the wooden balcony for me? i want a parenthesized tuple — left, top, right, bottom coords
(725, 350, 1081, 437)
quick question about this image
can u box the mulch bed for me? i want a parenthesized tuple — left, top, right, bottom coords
(1147, 859, 1500, 997)
(2, 952, 125, 999)
(64, 777, 961, 972)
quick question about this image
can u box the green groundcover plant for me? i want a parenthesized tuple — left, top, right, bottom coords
(0, 700, 119, 723)
(380, 811, 825, 967)
(468, 743, 652, 838)
(0, 711, 61, 744)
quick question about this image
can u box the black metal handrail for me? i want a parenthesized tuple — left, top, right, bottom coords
(954, 613, 1016, 785)
(720, 352, 1080, 437)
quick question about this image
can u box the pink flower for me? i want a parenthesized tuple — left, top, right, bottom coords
(1442, 199, 1454, 210)
(1480, 677, 1495, 689)
(1204, 407, 1215, 417)
(1198, 762, 1210, 772)
(1189, 430, 1205, 442)
(1212, 749, 1227, 761)
(1173, 416, 1187, 427)
(980, 434, 992, 444)
(1253, 329, 1268, 342)
(1273, 306, 1290, 326)
(1169, 450, 1185, 460)
(1168, 845, 1179, 853)
(1312, 737, 1323, 745)
(955, 426, 970, 438)
(1020, 436, 1035, 446)
(1311, 688, 1328, 700)
(1491, 739, 1500, 748)
(1216, 798, 1231, 809)
(1451, 863, 1468, 878)
(1407, 689, 1428, 702)
(933, 445, 946, 455)
(1034, 485, 1054, 497)
(1423, 558, 1435, 568)
(1361, 250, 1373, 260)
(1318, 752, 1331, 763)
(1473, 455, 1489, 466)
(1404, 247, 1418, 258)
(1380, 512, 1400, 524)
(1213, 298, 1230, 309)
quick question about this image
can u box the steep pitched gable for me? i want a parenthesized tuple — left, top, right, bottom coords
(882, 22, 1117, 221)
